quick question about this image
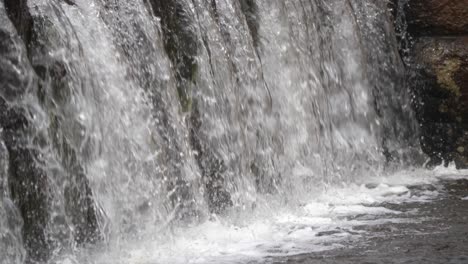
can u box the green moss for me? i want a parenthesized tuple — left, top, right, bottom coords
(435, 58, 461, 96)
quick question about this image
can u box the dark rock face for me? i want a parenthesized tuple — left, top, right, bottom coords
(1, 0, 101, 261)
(0, 137, 25, 264)
(148, 0, 198, 112)
(410, 37, 468, 167)
(189, 103, 233, 214)
(405, 0, 468, 36)
(0, 2, 50, 261)
(2, 0, 33, 48)
(403, 1, 468, 168)
(148, 0, 233, 214)
(239, 0, 259, 48)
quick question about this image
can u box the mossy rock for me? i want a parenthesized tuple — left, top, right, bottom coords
(435, 58, 462, 96)
(410, 37, 468, 164)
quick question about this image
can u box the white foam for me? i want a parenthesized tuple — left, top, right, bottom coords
(72, 167, 468, 264)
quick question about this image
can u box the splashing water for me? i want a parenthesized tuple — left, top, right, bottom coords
(0, 0, 428, 263)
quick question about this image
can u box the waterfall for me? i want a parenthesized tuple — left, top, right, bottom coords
(0, 0, 420, 263)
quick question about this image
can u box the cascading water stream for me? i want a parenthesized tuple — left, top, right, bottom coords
(0, 0, 426, 263)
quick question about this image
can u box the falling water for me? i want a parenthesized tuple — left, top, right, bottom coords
(0, 0, 423, 263)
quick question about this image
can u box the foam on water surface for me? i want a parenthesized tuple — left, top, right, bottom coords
(61, 166, 468, 264)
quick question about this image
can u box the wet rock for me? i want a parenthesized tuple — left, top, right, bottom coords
(3, 0, 33, 48)
(455, 132, 468, 169)
(1, 1, 33, 100)
(387, 0, 399, 22)
(61, 141, 100, 244)
(239, 0, 260, 48)
(409, 37, 468, 166)
(0, 137, 26, 264)
(250, 161, 279, 194)
(148, 0, 198, 112)
(0, 137, 8, 196)
(99, 0, 200, 221)
(31, 9, 102, 245)
(0, 2, 51, 262)
(5, 128, 50, 263)
(405, 0, 468, 36)
(401, 1, 468, 168)
(419, 122, 459, 165)
(63, 0, 75, 6)
(3, 0, 101, 257)
(148, 0, 232, 213)
(413, 38, 468, 101)
(190, 102, 233, 214)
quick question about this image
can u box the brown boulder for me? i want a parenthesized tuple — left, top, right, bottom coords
(406, 0, 468, 36)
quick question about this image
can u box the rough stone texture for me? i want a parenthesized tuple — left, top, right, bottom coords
(404, 0, 468, 168)
(405, 0, 468, 36)
(0, 136, 26, 264)
(2, 0, 101, 261)
(148, 0, 233, 214)
(0, 2, 50, 261)
(239, 0, 260, 48)
(148, 0, 198, 112)
(189, 102, 233, 214)
(410, 37, 468, 167)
